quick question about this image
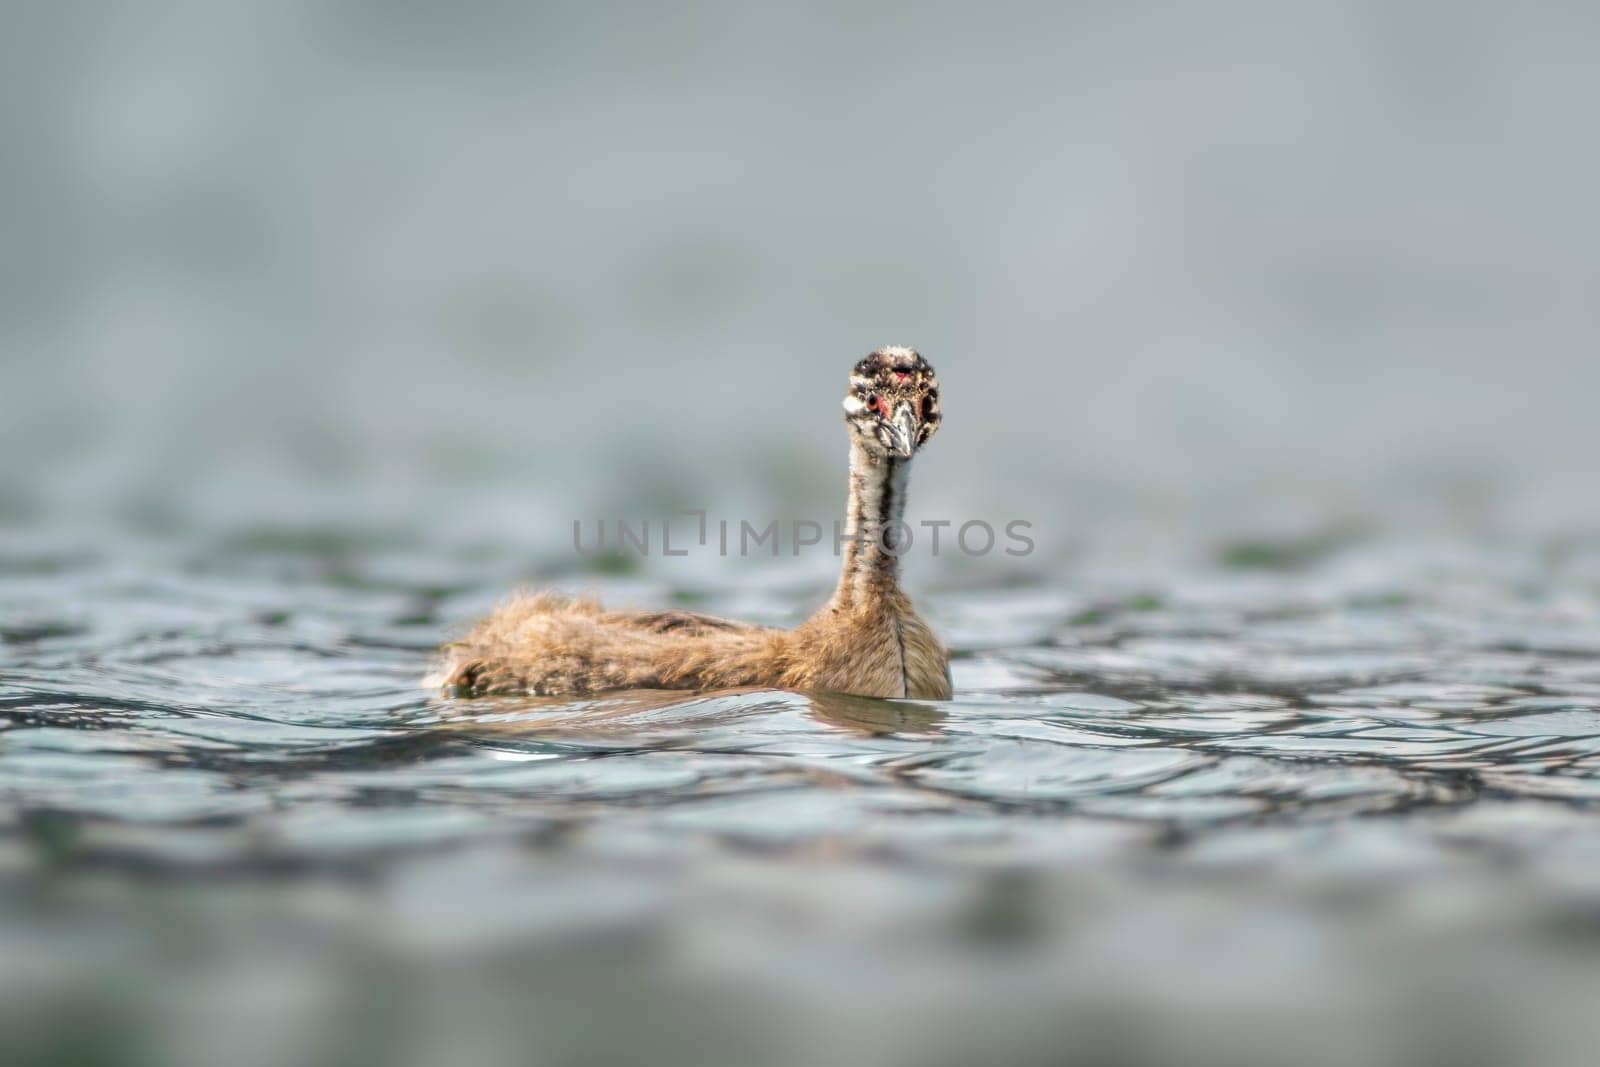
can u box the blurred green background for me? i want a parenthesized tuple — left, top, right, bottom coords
(4, 1, 1597, 548)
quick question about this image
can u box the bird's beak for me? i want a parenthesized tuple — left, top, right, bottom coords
(884, 401, 919, 459)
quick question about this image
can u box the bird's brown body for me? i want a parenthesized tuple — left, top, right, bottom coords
(432, 347, 952, 700)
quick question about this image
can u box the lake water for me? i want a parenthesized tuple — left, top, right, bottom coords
(4, 522, 1600, 1066)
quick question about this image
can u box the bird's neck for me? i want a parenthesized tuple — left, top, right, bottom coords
(834, 440, 911, 610)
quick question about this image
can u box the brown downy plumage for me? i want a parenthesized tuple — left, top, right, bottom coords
(430, 347, 952, 700)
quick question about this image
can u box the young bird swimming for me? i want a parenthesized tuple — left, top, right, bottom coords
(432, 346, 951, 700)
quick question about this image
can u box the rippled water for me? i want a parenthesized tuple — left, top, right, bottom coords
(5, 525, 1600, 1065)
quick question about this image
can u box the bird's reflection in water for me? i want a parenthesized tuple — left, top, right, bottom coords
(429, 686, 946, 740)
(806, 690, 946, 736)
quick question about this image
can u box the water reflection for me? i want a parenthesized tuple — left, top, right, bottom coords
(438, 687, 948, 741)
(806, 691, 947, 737)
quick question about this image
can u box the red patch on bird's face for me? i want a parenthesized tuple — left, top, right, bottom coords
(893, 371, 911, 382)
(876, 396, 893, 418)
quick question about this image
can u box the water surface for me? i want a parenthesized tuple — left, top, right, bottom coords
(4, 525, 1600, 1066)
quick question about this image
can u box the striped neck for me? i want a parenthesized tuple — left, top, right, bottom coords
(835, 439, 911, 608)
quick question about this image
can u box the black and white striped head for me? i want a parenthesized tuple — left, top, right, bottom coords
(842, 346, 942, 459)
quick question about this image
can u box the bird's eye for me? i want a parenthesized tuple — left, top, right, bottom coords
(866, 393, 879, 411)
(921, 394, 937, 419)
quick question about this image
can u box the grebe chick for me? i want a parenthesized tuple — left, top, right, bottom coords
(431, 347, 951, 700)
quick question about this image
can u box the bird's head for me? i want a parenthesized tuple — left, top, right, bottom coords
(842, 347, 942, 460)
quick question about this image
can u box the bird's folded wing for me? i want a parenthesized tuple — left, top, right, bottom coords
(616, 610, 773, 636)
